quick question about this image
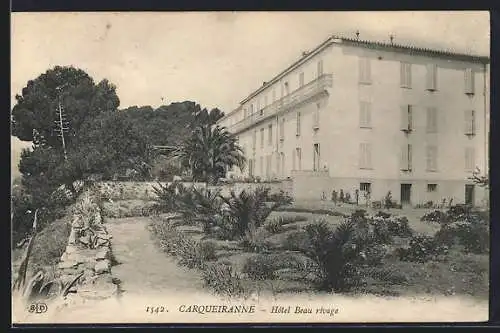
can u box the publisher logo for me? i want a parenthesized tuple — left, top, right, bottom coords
(28, 303, 48, 314)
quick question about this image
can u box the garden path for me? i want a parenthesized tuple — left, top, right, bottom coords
(106, 216, 206, 299)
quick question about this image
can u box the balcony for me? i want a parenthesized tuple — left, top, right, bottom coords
(228, 74, 333, 134)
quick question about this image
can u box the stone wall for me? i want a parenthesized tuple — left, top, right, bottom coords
(57, 189, 119, 304)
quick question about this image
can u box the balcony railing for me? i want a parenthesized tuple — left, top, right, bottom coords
(228, 74, 333, 134)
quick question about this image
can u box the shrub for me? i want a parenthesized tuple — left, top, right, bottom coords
(202, 261, 244, 297)
(212, 214, 240, 240)
(30, 218, 72, 271)
(240, 229, 272, 253)
(178, 187, 222, 234)
(447, 204, 471, 221)
(150, 219, 212, 269)
(274, 206, 346, 217)
(387, 216, 413, 237)
(219, 186, 292, 242)
(375, 211, 391, 219)
(434, 219, 489, 254)
(196, 240, 218, 261)
(384, 191, 393, 209)
(283, 229, 310, 251)
(152, 181, 183, 213)
(371, 219, 393, 245)
(242, 255, 277, 280)
(395, 235, 449, 263)
(264, 215, 307, 234)
(264, 217, 284, 234)
(421, 210, 448, 224)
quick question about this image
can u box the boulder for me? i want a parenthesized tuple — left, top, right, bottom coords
(95, 247, 111, 261)
(94, 259, 111, 274)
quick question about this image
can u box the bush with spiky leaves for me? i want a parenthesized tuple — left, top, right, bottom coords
(291, 216, 390, 292)
(152, 181, 184, 213)
(219, 187, 292, 245)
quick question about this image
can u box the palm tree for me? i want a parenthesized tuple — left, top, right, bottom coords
(173, 124, 246, 185)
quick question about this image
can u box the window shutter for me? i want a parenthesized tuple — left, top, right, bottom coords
(359, 143, 365, 168)
(408, 105, 413, 130)
(366, 103, 371, 127)
(292, 149, 296, 170)
(465, 68, 475, 94)
(296, 112, 301, 136)
(360, 102, 371, 127)
(400, 62, 405, 87)
(465, 147, 475, 171)
(401, 144, 409, 170)
(366, 143, 372, 168)
(427, 107, 437, 133)
(470, 110, 475, 134)
(464, 110, 474, 135)
(426, 145, 437, 171)
(317, 60, 323, 77)
(400, 62, 411, 88)
(400, 105, 409, 130)
(408, 144, 412, 170)
(426, 64, 437, 90)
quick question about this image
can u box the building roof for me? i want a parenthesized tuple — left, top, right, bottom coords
(219, 34, 489, 121)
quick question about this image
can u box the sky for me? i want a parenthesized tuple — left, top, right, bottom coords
(10, 11, 490, 176)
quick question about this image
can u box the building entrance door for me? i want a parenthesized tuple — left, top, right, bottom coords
(400, 183, 412, 205)
(465, 184, 475, 206)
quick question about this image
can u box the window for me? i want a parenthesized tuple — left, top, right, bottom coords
(284, 82, 289, 96)
(360, 182, 371, 193)
(427, 184, 438, 192)
(464, 110, 476, 136)
(280, 153, 285, 177)
(426, 107, 438, 133)
(279, 118, 285, 141)
(359, 143, 372, 169)
(299, 72, 304, 87)
(359, 101, 372, 128)
(264, 95, 268, 107)
(295, 147, 302, 170)
(257, 100, 262, 116)
(400, 143, 412, 171)
(317, 60, 324, 77)
(426, 145, 438, 171)
(266, 155, 272, 178)
(313, 103, 320, 129)
(313, 144, 320, 171)
(465, 147, 475, 171)
(426, 64, 438, 91)
(259, 156, 263, 175)
(400, 105, 413, 131)
(296, 112, 301, 136)
(400, 62, 412, 88)
(260, 128, 264, 148)
(359, 57, 371, 84)
(243, 108, 248, 119)
(252, 130, 257, 150)
(465, 68, 475, 95)
(268, 124, 273, 146)
(272, 88, 276, 102)
(250, 104, 254, 115)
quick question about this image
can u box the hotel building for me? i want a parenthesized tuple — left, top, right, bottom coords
(217, 35, 490, 206)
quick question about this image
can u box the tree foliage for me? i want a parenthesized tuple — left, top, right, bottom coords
(173, 125, 245, 184)
(73, 111, 153, 179)
(11, 66, 120, 150)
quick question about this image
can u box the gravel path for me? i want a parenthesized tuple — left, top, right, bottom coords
(106, 217, 206, 298)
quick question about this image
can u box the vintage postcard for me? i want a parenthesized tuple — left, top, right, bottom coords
(11, 11, 490, 324)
